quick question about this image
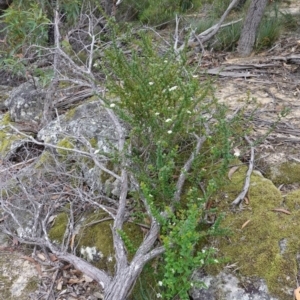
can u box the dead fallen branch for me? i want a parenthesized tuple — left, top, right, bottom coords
(231, 136, 254, 206)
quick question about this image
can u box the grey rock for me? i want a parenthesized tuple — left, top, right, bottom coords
(4, 81, 46, 124)
(38, 101, 122, 150)
(38, 100, 126, 196)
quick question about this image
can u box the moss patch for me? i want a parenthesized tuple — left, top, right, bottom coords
(266, 162, 300, 185)
(48, 211, 68, 243)
(209, 166, 299, 299)
(49, 209, 144, 275)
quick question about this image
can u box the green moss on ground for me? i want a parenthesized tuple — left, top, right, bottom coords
(209, 166, 300, 300)
(48, 211, 68, 243)
(267, 162, 300, 185)
(49, 209, 144, 275)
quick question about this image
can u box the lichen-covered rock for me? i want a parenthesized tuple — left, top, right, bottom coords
(190, 270, 278, 300)
(37, 100, 127, 196)
(4, 81, 46, 124)
(267, 161, 300, 185)
(0, 252, 38, 299)
(38, 100, 123, 150)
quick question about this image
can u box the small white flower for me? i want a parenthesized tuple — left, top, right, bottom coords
(214, 259, 219, 263)
(94, 149, 100, 154)
(168, 86, 178, 92)
(192, 75, 198, 78)
(110, 103, 116, 108)
(157, 293, 162, 298)
(155, 112, 160, 116)
(93, 63, 98, 67)
(149, 82, 154, 85)
(190, 283, 194, 287)
(158, 281, 163, 286)
(107, 256, 113, 262)
(167, 130, 172, 134)
(200, 259, 204, 264)
(202, 249, 206, 253)
(164, 60, 168, 63)
(165, 118, 172, 123)
(186, 110, 191, 114)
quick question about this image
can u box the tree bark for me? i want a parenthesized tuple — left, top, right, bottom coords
(237, 0, 269, 57)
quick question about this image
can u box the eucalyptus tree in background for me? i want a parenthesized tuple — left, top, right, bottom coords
(237, 0, 269, 57)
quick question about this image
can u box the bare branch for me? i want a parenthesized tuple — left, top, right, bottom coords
(173, 134, 206, 203)
(231, 136, 255, 206)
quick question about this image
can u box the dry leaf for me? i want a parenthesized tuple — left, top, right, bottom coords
(244, 190, 250, 205)
(233, 147, 240, 157)
(272, 208, 291, 215)
(68, 277, 81, 284)
(37, 253, 46, 261)
(294, 287, 300, 300)
(241, 220, 251, 229)
(35, 263, 43, 277)
(49, 253, 58, 262)
(56, 278, 63, 291)
(82, 274, 93, 283)
(21, 255, 36, 263)
(228, 166, 240, 181)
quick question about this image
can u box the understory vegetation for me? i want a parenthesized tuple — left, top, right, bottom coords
(0, 0, 297, 299)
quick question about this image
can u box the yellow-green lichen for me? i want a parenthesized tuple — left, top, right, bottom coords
(1, 113, 11, 125)
(89, 137, 98, 148)
(23, 277, 39, 294)
(34, 151, 55, 169)
(56, 138, 75, 156)
(65, 107, 77, 120)
(208, 166, 299, 300)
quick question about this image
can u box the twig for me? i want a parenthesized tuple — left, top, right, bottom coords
(8, 124, 121, 181)
(173, 134, 206, 203)
(174, 14, 180, 53)
(0, 157, 37, 173)
(178, 0, 240, 52)
(45, 269, 59, 300)
(231, 136, 255, 206)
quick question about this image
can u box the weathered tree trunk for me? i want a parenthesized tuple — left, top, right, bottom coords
(237, 0, 268, 57)
(104, 266, 141, 300)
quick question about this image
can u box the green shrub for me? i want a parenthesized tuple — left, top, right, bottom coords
(104, 31, 243, 299)
(213, 22, 242, 51)
(118, 0, 203, 25)
(256, 17, 281, 51)
(1, 2, 50, 51)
